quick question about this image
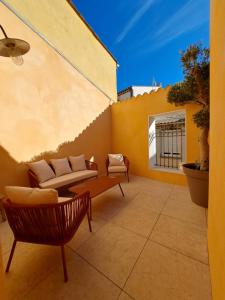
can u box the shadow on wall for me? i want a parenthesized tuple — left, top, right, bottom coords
(0, 106, 111, 194)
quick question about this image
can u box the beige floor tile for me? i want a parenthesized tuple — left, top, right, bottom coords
(130, 191, 168, 213)
(108, 183, 138, 202)
(0, 221, 14, 255)
(150, 215, 208, 263)
(3, 243, 64, 300)
(124, 241, 212, 300)
(162, 193, 207, 228)
(76, 222, 146, 287)
(121, 185, 140, 200)
(23, 247, 120, 300)
(91, 190, 130, 221)
(170, 185, 192, 202)
(111, 204, 159, 237)
(68, 217, 106, 250)
(1, 177, 211, 299)
(118, 292, 134, 300)
(206, 208, 208, 225)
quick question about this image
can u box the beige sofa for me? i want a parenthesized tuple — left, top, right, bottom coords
(28, 158, 98, 190)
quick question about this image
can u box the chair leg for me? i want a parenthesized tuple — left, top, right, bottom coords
(61, 245, 68, 282)
(5, 239, 17, 273)
(118, 183, 125, 197)
(87, 210, 92, 232)
(89, 197, 93, 221)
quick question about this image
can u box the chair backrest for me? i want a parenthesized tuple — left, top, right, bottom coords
(3, 191, 90, 246)
(106, 155, 129, 170)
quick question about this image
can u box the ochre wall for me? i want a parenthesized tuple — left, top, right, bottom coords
(208, 0, 225, 298)
(111, 87, 201, 185)
(2, 0, 117, 101)
(0, 3, 112, 193)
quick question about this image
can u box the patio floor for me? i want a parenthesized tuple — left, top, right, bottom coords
(0, 176, 211, 300)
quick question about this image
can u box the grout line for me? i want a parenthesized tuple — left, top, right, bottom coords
(117, 212, 162, 300)
(19, 249, 67, 299)
(155, 213, 208, 232)
(68, 246, 123, 291)
(108, 220, 151, 240)
(160, 212, 207, 231)
(117, 290, 136, 300)
(67, 219, 109, 252)
(2, 179, 209, 299)
(149, 240, 209, 266)
(147, 185, 210, 267)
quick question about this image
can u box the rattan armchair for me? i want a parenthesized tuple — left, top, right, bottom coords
(106, 155, 130, 182)
(3, 191, 92, 282)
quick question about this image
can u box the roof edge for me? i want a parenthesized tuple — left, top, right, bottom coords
(118, 86, 133, 95)
(66, 0, 117, 63)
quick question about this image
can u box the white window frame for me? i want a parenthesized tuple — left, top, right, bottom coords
(148, 110, 186, 173)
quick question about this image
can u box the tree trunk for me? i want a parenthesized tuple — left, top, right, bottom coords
(199, 127, 209, 171)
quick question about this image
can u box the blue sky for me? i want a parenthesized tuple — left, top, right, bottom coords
(72, 0, 209, 92)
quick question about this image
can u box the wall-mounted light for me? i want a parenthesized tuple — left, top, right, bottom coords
(0, 25, 30, 65)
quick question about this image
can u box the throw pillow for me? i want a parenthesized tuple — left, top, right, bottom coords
(108, 154, 125, 166)
(28, 159, 56, 183)
(50, 158, 72, 177)
(69, 154, 87, 172)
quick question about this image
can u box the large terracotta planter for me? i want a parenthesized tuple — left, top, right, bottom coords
(182, 163, 209, 208)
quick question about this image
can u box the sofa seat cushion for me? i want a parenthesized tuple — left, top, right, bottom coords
(108, 166, 127, 173)
(58, 197, 73, 203)
(39, 170, 98, 189)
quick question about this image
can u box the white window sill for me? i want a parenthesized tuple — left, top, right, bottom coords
(150, 166, 184, 175)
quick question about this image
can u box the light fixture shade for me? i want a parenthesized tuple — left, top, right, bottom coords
(0, 37, 30, 57)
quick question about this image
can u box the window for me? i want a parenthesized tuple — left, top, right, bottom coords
(149, 111, 185, 170)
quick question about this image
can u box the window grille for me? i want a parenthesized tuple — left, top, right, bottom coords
(155, 119, 185, 169)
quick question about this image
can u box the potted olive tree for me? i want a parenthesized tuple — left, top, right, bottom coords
(167, 44, 209, 207)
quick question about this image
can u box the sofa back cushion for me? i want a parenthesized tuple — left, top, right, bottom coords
(108, 154, 125, 166)
(50, 158, 72, 177)
(28, 160, 56, 183)
(69, 154, 87, 172)
(5, 186, 58, 205)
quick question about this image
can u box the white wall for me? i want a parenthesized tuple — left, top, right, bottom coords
(133, 86, 159, 97)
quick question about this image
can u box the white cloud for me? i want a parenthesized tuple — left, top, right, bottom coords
(148, 0, 209, 51)
(115, 0, 156, 44)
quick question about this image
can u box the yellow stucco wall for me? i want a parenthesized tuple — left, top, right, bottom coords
(2, 0, 117, 101)
(112, 87, 201, 185)
(0, 3, 112, 193)
(208, 0, 225, 299)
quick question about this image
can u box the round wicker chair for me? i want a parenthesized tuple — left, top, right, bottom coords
(3, 191, 92, 282)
